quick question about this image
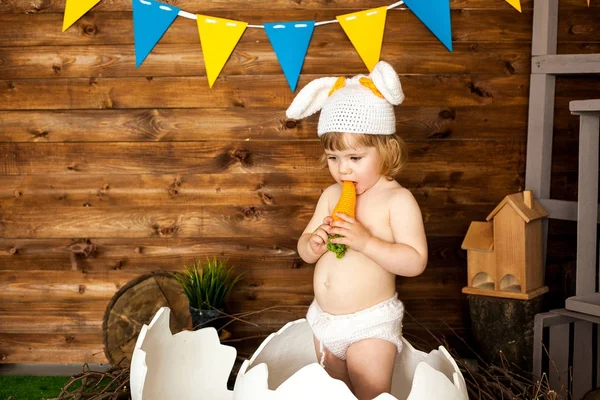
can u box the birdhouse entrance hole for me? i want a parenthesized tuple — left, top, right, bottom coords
(500, 274, 521, 292)
(472, 272, 494, 290)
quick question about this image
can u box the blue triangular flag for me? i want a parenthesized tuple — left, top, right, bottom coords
(404, 0, 452, 52)
(132, 0, 181, 67)
(264, 21, 315, 91)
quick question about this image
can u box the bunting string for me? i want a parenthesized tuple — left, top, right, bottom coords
(61, 0, 591, 91)
(177, 0, 407, 28)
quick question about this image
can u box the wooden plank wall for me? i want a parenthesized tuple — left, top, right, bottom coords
(0, 0, 599, 364)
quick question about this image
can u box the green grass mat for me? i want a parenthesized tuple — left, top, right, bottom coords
(0, 376, 70, 400)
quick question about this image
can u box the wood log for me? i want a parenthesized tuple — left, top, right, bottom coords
(102, 271, 191, 366)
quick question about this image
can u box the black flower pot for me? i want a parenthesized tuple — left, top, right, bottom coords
(189, 306, 224, 331)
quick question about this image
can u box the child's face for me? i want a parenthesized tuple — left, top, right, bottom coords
(325, 141, 382, 195)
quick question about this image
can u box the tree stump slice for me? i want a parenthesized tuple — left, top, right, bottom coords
(468, 294, 543, 372)
(102, 271, 191, 366)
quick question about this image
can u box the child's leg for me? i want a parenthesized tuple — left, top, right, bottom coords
(313, 335, 354, 392)
(346, 338, 397, 400)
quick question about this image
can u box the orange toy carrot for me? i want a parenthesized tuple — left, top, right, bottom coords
(332, 181, 356, 221)
(327, 181, 356, 258)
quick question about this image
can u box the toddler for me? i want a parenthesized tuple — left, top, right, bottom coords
(286, 61, 428, 400)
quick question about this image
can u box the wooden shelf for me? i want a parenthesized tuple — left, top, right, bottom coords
(462, 286, 549, 300)
(570, 99, 600, 114)
(566, 293, 600, 317)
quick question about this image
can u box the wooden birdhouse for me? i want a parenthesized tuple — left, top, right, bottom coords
(462, 191, 549, 300)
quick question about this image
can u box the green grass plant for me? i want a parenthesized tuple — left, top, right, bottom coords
(0, 376, 72, 400)
(172, 257, 243, 311)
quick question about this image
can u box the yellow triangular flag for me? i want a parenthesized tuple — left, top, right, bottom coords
(62, 0, 101, 32)
(197, 15, 248, 88)
(337, 6, 387, 71)
(505, 0, 522, 12)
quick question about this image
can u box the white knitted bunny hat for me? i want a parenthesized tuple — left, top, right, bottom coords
(286, 61, 404, 136)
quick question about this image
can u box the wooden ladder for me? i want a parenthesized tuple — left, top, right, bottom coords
(527, 1, 600, 398)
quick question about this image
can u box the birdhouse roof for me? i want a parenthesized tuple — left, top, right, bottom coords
(486, 192, 548, 223)
(461, 221, 494, 252)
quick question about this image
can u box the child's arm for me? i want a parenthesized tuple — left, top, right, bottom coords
(297, 185, 335, 264)
(366, 188, 427, 276)
(330, 188, 428, 276)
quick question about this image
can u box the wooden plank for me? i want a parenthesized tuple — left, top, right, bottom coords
(532, 313, 543, 378)
(572, 321, 594, 400)
(0, 313, 104, 335)
(553, 309, 600, 325)
(536, 311, 579, 327)
(3, 0, 598, 13)
(0, 264, 466, 303)
(576, 114, 599, 297)
(0, 203, 515, 238)
(566, 293, 600, 317)
(548, 324, 570, 395)
(0, 42, 534, 79)
(570, 99, 600, 114)
(531, 0, 558, 56)
(0, 205, 311, 239)
(0, 237, 302, 269)
(533, 54, 600, 75)
(0, 173, 331, 208)
(0, 10, 537, 47)
(461, 285, 548, 300)
(525, 74, 555, 201)
(0, 170, 525, 209)
(0, 106, 529, 142)
(0, 235, 470, 271)
(0, 74, 531, 111)
(0, 109, 577, 147)
(0, 8, 593, 46)
(0, 140, 525, 176)
(0, 297, 469, 338)
(537, 199, 578, 221)
(524, 73, 555, 275)
(533, 312, 578, 379)
(0, 333, 107, 364)
(0, 325, 471, 365)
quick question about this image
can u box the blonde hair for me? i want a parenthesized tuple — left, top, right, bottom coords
(319, 132, 408, 179)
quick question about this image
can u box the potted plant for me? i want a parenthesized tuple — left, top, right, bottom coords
(172, 257, 243, 331)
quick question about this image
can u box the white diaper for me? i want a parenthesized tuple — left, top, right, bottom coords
(306, 294, 404, 367)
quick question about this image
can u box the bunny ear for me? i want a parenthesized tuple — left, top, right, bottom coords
(285, 77, 340, 120)
(369, 61, 404, 105)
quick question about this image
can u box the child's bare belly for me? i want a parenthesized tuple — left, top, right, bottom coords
(313, 249, 397, 315)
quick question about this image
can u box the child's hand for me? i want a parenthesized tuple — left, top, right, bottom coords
(309, 216, 333, 256)
(329, 213, 372, 253)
